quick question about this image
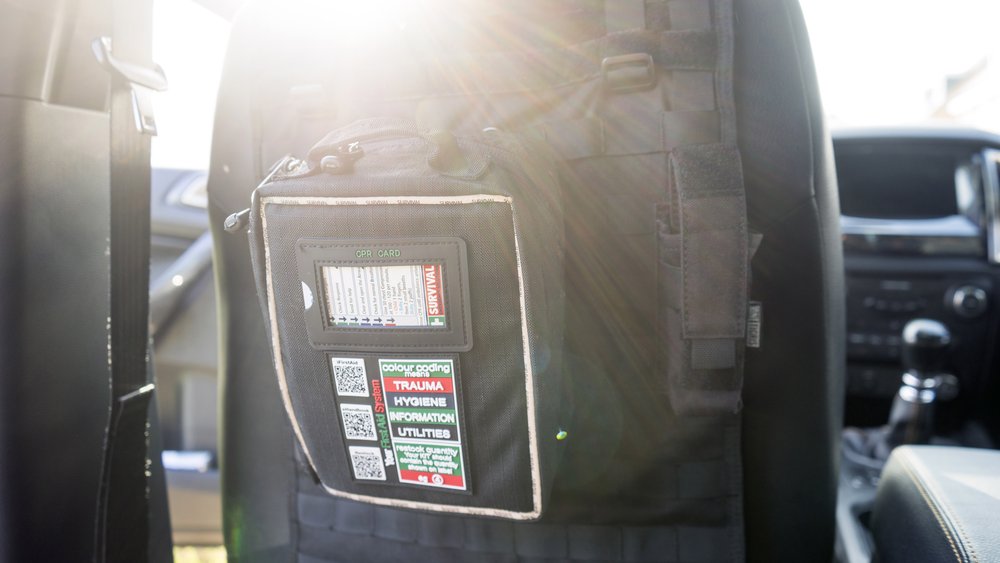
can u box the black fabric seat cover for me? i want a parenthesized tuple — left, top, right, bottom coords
(207, 0, 843, 561)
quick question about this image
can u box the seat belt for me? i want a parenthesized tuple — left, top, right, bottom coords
(91, 0, 167, 559)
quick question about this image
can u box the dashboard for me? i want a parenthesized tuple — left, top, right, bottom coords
(836, 128, 1000, 438)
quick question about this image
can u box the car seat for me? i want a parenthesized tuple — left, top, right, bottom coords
(207, 0, 844, 561)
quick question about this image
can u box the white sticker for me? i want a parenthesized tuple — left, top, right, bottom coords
(302, 281, 314, 310)
(340, 404, 378, 441)
(331, 357, 369, 397)
(321, 264, 446, 328)
(747, 301, 763, 349)
(348, 446, 386, 481)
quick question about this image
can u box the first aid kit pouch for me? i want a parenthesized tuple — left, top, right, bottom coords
(245, 118, 565, 520)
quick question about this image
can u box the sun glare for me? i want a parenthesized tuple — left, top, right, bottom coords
(800, 0, 1000, 132)
(150, 0, 1000, 172)
(150, 0, 229, 170)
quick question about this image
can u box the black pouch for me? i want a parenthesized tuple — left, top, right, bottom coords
(246, 118, 564, 520)
(657, 144, 761, 417)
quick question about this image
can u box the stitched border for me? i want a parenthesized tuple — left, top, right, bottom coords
(260, 194, 543, 519)
(897, 449, 965, 563)
(903, 450, 980, 563)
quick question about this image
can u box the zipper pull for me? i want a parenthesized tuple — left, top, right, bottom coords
(320, 142, 365, 175)
(224, 208, 251, 234)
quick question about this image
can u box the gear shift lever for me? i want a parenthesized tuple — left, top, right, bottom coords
(901, 318, 951, 376)
(885, 319, 951, 449)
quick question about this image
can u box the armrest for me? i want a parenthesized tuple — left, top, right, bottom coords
(872, 445, 1000, 563)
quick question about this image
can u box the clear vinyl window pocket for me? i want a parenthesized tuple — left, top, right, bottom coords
(246, 120, 565, 521)
(297, 237, 473, 351)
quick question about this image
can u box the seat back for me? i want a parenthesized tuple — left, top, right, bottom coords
(208, 1, 843, 561)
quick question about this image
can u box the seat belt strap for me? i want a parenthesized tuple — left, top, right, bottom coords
(92, 0, 166, 559)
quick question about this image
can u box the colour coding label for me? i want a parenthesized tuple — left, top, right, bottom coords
(378, 359, 466, 490)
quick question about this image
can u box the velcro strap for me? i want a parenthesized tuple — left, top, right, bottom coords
(540, 110, 719, 160)
(672, 144, 748, 368)
(691, 339, 736, 370)
(658, 30, 717, 70)
(603, 30, 717, 70)
(416, 30, 719, 96)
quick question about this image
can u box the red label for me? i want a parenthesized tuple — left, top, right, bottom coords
(383, 377, 454, 394)
(399, 469, 465, 488)
(423, 264, 444, 317)
(371, 379, 385, 413)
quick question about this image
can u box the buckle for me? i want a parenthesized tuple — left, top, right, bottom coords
(601, 53, 656, 94)
(92, 37, 168, 135)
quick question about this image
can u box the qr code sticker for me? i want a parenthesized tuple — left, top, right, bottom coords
(349, 446, 386, 481)
(340, 404, 377, 441)
(331, 357, 369, 397)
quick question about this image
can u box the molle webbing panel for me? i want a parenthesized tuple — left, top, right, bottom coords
(294, 475, 741, 563)
(243, 0, 749, 560)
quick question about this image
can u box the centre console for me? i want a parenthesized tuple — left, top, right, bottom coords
(838, 132, 1000, 411)
(845, 269, 993, 398)
(834, 129, 1000, 563)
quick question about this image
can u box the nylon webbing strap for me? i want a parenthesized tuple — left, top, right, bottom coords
(672, 144, 748, 370)
(605, 0, 646, 32)
(537, 110, 719, 160)
(94, 0, 159, 560)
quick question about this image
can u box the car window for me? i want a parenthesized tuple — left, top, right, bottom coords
(800, 0, 1000, 132)
(151, 0, 230, 171)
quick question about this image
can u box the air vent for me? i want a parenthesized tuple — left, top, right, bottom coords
(979, 149, 1000, 263)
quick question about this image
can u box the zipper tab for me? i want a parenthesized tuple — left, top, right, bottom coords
(224, 208, 251, 234)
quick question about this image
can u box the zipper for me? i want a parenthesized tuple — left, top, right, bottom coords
(224, 208, 251, 234)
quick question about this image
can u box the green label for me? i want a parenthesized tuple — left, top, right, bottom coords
(379, 359, 453, 378)
(387, 408, 458, 425)
(379, 358, 466, 490)
(394, 441, 466, 489)
(374, 412, 392, 450)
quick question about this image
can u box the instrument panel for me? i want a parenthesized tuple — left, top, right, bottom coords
(835, 129, 1000, 431)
